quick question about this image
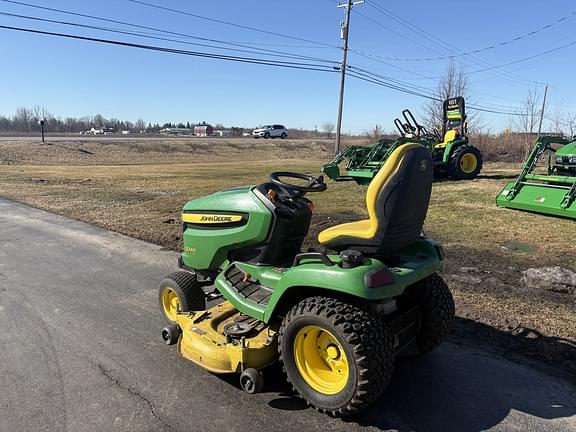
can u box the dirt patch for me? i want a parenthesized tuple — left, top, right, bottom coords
(522, 267, 576, 295)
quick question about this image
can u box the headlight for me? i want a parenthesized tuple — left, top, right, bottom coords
(569, 156, 576, 164)
(555, 156, 563, 164)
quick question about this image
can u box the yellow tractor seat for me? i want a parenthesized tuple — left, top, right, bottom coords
(435, 129, 458, 150)
(318, 143, 433, 253)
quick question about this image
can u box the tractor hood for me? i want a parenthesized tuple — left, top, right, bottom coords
(555, 142, 576, 157)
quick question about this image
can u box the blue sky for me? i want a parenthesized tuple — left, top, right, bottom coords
(1, 0, 575, 133)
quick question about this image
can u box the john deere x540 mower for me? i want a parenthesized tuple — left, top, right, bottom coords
(158, 144, 454, 416)
(322, 96, 482, 185)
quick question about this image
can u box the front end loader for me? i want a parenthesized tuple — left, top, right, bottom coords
(496, 135, 576, 219)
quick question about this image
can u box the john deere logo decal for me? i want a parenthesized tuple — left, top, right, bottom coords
(182, 213, 243, 224)
(200, 215, 233, 222)
(420, 159, 428, 171)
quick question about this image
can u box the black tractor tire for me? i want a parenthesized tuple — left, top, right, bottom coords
(280, 132, 287, 139)
(448, 145, 483, 180)
(264, 132, 270, 139)
(279, 296, 395, 417)
(158, 271, 206, 323)
(406, 273, 455, 354)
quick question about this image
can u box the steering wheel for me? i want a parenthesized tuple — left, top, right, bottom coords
(269, 172, 326, 193)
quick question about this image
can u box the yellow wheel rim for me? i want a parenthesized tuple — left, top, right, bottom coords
(161, 287, 180, 322)
(294, 325, 349, 395)
(460, 153, 478, 174)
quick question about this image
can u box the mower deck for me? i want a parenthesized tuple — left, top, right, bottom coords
(176, 301, 278, 374)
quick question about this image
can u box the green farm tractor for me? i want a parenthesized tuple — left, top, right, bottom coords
(322, 96, 483, 185)
(496, 135, 576, 219)
(158, 144, 454, 416)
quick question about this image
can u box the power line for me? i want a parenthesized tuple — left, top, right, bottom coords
(125, 0, 336, 48)
(0, 0, 337, 60)
(0, 20, 526, 117)
(0, 24, 339, 72)
(0, 11, 338, 64)
(358, 2, 544, 87)
(346, 67, 525, 116)
(367, 3, 576, 62)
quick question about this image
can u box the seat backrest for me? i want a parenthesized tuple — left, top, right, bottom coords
(443, 129, 458, 143)
(366, 143, 433, 252)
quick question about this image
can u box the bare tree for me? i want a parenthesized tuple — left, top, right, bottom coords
(134, 119, 146, 131)
(371, 124, 383, 140)
(514, 87, 540, 135)
(322, 122, 335, 138)
(425, 61, 473, 133)
(514, 86, 541, 154)
(563, 113, 576, 137)
(13, 107, 32, 132)
(551, 105, 564, 135)
(31, 105, 50, 121)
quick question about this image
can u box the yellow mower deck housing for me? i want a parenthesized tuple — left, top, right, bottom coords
(176, 301, 278, 374)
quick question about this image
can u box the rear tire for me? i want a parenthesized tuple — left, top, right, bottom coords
(281, 132, 287, 139)
(158, 271, 206, 323)
(406, 273, 455, 354)
(279, 296, 394, 417)
(448, 145, 482, 180)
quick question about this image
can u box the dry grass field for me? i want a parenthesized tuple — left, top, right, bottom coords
(1, 136, 574, 371)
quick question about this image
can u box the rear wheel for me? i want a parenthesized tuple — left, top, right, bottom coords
(281, 132, 287, 139)
(448, 145, 482, 180)
(158, 271, 205, 323)
(406, 273, 455, 354)
(279, 296, 394, 416)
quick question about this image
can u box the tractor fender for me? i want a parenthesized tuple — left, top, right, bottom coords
(441, 137, 469, 163)
(262, 258, 404, 322)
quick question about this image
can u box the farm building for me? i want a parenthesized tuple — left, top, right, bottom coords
(194, 124, 214, 136)
(160, 127, 192, 135)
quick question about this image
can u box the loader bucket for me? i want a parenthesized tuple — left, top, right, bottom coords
(496, 180, 576, 219)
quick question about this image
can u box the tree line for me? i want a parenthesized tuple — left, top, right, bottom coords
(0, 106, 239, 134)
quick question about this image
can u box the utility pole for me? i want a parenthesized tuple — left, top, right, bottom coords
(39, 118, 46, 144)
(334, 0, 363, 156)
(537, 84, 548, 136)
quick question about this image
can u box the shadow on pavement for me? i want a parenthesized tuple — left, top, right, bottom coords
(267, 318, 576, 431)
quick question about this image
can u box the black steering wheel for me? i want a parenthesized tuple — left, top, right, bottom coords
(269, 172, 327, 193)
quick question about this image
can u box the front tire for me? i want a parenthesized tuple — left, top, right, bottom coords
(279, 296, 394, 416)
(158, 271, 206, 323)
(264, 132, 270, 139)
(406, 273, 455, 354)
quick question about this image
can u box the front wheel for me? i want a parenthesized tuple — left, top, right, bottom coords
(279, 296, 394, 417)
(264, 132, 270, 139)
(158, 271, 206, 323)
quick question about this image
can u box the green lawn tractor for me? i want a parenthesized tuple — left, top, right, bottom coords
(322, 96, 483, 185)
(496, 135, 576, 219)
(158, 144, 455, 416)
